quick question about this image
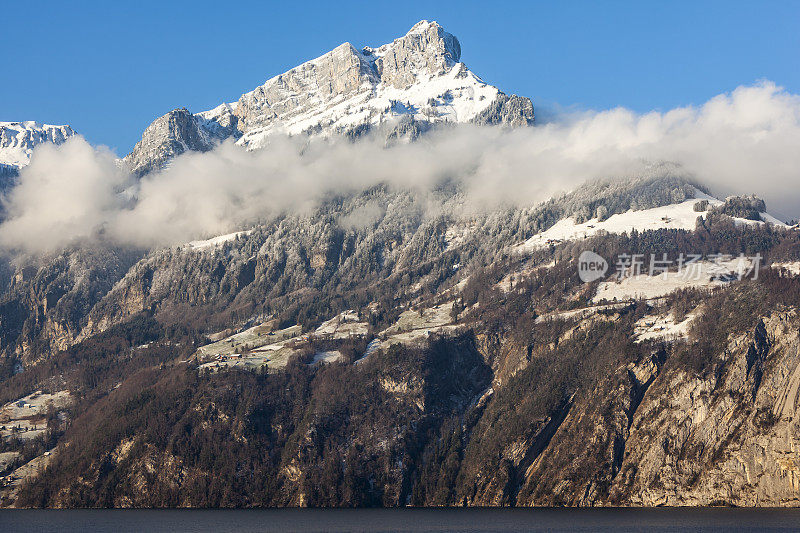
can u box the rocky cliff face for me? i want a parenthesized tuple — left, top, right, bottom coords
(233, 42, 380, 139)
(609, 311, 800, 506)
(371, 20, 462, 89)
(0, 247, 143, 363)
(123, 106, 239, 176)
(465, 307, 800, 508)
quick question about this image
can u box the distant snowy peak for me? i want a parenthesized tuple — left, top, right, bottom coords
(125, 20, 534, 176)
(0, 121, 77, 173)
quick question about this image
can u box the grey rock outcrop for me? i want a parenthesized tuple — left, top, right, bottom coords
(234, 42, 380, 136)
(369, 19, 462, 88)
(609, 311, 800, 506)
(123, 106, 239, 177)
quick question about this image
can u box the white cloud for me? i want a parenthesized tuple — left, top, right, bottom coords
(0, 137, 130, 253)
(1, 81, 798, 255)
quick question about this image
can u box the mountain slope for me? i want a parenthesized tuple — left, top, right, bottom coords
(7, 218, 800, 508)
(0, 173, 712, 363)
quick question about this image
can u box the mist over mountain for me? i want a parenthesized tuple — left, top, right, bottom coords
(1, 81, 799, 256)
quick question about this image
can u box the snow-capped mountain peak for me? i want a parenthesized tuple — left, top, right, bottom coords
(123, 21, 534, 176)
(232, 19, 525, 148)
(0, 121, 77, 174)
(363, 19, 462, 88)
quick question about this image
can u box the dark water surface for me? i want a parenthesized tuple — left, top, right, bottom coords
(2, 508, 800, 532)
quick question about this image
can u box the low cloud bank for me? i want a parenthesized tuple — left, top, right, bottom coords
(1, 81, 798, 255)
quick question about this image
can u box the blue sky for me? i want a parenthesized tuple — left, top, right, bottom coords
(3, 0, 798, 153)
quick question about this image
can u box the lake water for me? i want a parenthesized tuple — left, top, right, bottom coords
(2, 508, 800, 532)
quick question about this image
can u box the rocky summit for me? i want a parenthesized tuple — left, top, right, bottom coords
(123, 106, 240, 177)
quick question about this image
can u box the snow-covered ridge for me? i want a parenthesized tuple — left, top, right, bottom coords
(517, 189, 788, 252)
(205, 20, 526, 149)
(124, 20, 533, 176)
(0, 121, 76, 170)
(186, 230, 253, 250)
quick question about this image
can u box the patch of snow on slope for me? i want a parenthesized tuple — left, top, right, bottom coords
(759, 212, 788, 226)
(187, 230, 253, 250)
(355, 338, 382, 365)
(518, 190, 721, 252)
(634, 310, 700, 343)
(314, 310, 368, 339)
(592, 257, 756, 303)
(196, 102, 238, 120)
(518, 190, 788, 253)
(772, 261, 800, 276)
(378, 303, 461, 349)
(2, 390, 72, 419)
(534, 302, 630, 324)
(310, 351, 343, 365)
(732, 212, 789, 228)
